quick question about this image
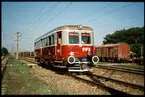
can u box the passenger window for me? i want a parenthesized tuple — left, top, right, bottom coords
(52, 35, 54, 45)
(36, 43, 38, 49)
(39, 40, 41, 48)
(40, 40, 41, 47)
(45, 37, 48, 46)
(49, 36, 51, 46)
(43, 39, 45, 47)
(42, 39, 44, 47)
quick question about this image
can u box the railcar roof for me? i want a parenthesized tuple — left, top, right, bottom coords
(35, 25, 93, 42)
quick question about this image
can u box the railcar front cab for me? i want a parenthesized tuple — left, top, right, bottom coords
(66, 25, 99, 72)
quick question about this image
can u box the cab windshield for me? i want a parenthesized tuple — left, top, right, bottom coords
(81, 33, 91, 44)
(69, 32, 79, 44)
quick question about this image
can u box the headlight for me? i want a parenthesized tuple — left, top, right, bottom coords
(92, 56, 99, 64)
(78, 25, 83, 30)
(69, 52, 74, 56)
(67, 56, 75, 64)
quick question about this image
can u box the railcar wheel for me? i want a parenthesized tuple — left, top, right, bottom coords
(36, 58, 40, 65)
(63, 61, 68, 66)
(50, 61, 54, 66)
(45, 60, 49, 65)
(40, 59, 44, 64)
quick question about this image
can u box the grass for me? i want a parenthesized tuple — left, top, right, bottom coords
(1, 55, 7, 61)
(5, 56, 71, 95)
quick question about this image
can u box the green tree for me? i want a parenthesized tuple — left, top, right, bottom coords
(103, 26, 144, 57)
(1, 47, 9, 56)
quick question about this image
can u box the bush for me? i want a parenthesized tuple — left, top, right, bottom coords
(1, 47, 8, 56)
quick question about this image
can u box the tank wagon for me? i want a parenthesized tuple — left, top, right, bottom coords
(34, 25, 99, 72)
(95, 43, 130, 62)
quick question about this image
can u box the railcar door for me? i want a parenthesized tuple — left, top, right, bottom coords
(56, 31, 62, 60)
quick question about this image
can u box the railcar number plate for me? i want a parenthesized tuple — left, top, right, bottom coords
(82, 47, 90, 52)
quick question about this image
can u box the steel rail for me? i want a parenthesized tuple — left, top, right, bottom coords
(95, 65, 144, 75)
(86, 72, 144, 91)
(67, 73, 130, 95)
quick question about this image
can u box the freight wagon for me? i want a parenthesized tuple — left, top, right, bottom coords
(95, 43, 130, 62)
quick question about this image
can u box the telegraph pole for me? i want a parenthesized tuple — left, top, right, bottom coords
(141, 46, 143, 58)
(16, 32, 20, 60)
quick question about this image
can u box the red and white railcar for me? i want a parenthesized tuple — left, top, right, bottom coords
(34, 25, 99, 72)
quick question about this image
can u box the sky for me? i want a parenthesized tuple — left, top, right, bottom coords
(2, 2, 144, 52)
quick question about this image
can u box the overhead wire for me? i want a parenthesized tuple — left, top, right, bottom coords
(95, 12, 144, 29)
(26, 2, 72, 46)
(19, 3, 51, 37)
(39, 2, 72, 31)
(87, 2, 136, 23)
(21, 2, 60, 38)
(79, 2, 112, 22)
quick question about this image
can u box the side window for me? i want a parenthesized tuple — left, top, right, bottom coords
(52, 35, 54, 45)
(49, 36, 51, 46)
(42, 39, 44, 47)
(43, 39, 45, 47)
(43, 38, 45, 47)
(45, 37, 48, 46)
(47, 36, 49, 46)
(37, 41, 39, 48)
(37, 42, 38, 49)
(39, 40, 41, 48)
(41, 39, 42, 47)
(34, 43, 36, 49)
(44, 38, 46, 47)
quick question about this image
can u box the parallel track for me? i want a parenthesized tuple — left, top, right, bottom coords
(86, 72, 144, 91)
(67, 73, 130, 95)
(95, 65, 144, 75)
(21, 57, 144, 95)
(20, 57, 37, 64)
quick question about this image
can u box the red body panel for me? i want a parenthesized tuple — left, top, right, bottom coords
(61, 45, 94, 60)
(35, 45, 94, 61)
(35, 46, 55, 60)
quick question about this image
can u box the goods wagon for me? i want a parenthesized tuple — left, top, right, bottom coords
(95, 43, 130, 62)
(19, 52, 34, 57)
(34, 25, 99, 72)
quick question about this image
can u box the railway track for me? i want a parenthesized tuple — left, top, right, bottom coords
(21, 57, 144, 95)
(95, 65, 144, 75)
(86, 72, 144, 91)
(67, 72, 144, 95)
(1, 56, 9, 95)
(19, 57, 37, 64)
(67, 73, 130, 95)
(1, 56, 9, 80)
(21, 57, 144, 75)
